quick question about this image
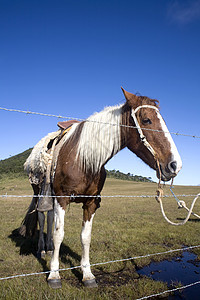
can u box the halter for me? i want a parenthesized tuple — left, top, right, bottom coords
(131, 105, 159, 158)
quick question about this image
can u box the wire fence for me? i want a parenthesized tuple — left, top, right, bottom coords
(1, 105, 200, 298)
(0, 193, 199, 199)
(0, 106, 200, 139)
(1, 244, 200, 299)
(136, 280, 200, 300)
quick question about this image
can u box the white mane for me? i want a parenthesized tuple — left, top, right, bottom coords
(76, 104, 123, 174)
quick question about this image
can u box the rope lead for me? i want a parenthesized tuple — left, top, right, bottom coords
(155, 167, 200, 225)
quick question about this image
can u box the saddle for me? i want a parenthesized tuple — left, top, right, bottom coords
(57, 120, 80, 130)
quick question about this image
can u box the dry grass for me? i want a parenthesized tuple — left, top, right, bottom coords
(0, 176, 200, 299)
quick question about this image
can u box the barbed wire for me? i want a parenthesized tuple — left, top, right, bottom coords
(1, 245, 200, 299)
(0, 106, 83, 121)
(0, 106, 200, 139)
(135, 280, 200, 300)
(0, 244, 200, 281)
(0, 193, 198, 199)
(1, 106, 200, 297)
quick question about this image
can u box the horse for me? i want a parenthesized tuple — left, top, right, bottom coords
(20, 88, 182, 288)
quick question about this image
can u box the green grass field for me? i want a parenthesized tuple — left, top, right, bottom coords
(0, 176, 200, 299)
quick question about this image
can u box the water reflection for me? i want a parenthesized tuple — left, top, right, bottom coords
(138, 251, 200, 299)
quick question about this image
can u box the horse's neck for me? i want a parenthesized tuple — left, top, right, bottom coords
(76, 104, 130, 174)
(120, 104, 132, 149)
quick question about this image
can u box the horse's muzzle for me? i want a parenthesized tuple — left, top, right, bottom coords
(157, 160, 180, 182)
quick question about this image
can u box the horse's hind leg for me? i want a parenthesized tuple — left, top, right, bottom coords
(46, 209, 54, 255)
(37, 211, 46, 258)
(81, 197, 100, 288)
(48, 199, 65, 289)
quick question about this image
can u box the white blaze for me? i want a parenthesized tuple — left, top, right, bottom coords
(156, 111, 182, 174)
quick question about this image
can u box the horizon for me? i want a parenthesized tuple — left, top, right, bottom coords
(0, 130, 199, 187)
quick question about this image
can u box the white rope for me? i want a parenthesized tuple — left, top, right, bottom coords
(180, 202, 200, 219)
(0, 245, 200, 281)
(170, 186, 200, 219)
(157, 192, 200, 226)
(0, 106, 200, 139)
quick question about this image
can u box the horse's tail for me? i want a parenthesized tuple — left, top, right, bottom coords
(19, 196, 38, 237)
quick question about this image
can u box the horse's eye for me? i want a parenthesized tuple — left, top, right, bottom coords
(142, 118, 152, 125)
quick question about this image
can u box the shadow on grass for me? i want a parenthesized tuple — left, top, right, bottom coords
(8, 228, 82, 283)
(177, 218, 200, 223)
(95, 259, 139, 287)
(8, 229, 139, 287)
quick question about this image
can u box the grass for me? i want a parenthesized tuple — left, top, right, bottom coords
(0, 176, 200, 299)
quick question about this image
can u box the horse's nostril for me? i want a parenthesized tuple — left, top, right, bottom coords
(169, 161, 177, 173)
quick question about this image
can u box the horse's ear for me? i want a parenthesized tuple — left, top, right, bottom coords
(121, 87, 139, 108)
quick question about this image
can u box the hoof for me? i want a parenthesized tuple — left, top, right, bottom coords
(83, 279, 98, 288)
(41, 250, 46, 258)
(47, 250, 53, 257)
(48, 279, 62, 289)
(37, 250, 46, 259)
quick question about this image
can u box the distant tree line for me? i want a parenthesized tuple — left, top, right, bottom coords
(106, 169, 153, 182)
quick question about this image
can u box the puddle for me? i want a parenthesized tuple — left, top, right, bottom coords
(138, 251, 200, 299)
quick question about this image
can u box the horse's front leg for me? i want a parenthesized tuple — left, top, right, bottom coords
(48, 199, 65, 289)
(81, 198, 100, 288)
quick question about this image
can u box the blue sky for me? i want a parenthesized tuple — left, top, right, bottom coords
(0, 0, 200, 186)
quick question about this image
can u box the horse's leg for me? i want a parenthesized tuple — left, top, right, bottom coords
(48, 199, 65, 289)
(46, 209, 54, 255)
(81, 214, 96, 287)
(37, 211, 46, 258)
(81, 198, 100, 288)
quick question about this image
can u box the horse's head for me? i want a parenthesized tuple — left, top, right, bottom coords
(122, 88, 182, 182)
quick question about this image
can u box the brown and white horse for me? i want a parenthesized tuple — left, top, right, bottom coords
(23, 88, 182, 288)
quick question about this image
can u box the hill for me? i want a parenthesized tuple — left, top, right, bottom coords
(0, 149, 153, 182)
(0, 148, 32, 178)
(106, 169, 153, 182)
